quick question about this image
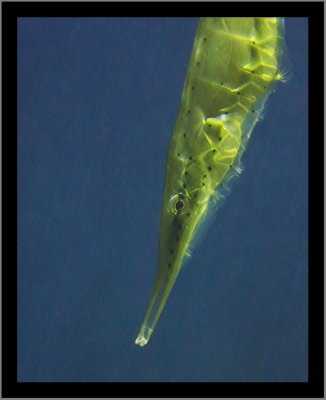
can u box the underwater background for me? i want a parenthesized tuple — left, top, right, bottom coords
(18, 17, 308, 382)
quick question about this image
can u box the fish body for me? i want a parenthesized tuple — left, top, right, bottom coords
(135, 17, 286, 347)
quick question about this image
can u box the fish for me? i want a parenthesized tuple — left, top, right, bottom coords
(135, 17, 287, 347)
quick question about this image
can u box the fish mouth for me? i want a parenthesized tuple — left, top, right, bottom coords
(135, 325, 153, 347)
(134, 257, 180, 347)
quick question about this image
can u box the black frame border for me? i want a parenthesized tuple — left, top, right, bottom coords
(2, 1, 324, 398)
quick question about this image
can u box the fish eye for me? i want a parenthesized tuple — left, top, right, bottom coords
(175, 200, 184, 210)
(170, 193, 189, 215)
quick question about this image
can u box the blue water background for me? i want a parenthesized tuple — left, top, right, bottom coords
(18, 17, 308, 382)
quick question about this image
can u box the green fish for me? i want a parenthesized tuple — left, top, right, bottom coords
(135, 17, 287, 347)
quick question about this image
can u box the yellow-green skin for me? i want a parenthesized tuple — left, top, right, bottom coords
(136, 17, 285, 346)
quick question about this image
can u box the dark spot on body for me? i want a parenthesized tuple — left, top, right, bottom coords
(202, 182, 205, 186)
(189, 156, 193, 160)
(208, 166, 212, 171)
(197, 62, 200, 66)
(221, 82, 224, 85)
(251, 70, 255, 74)
(187, 110, 191, 114)
(185, 171, 188, 176)
(203, 174, 206, 178)
(237, 91, 241, 95)
(183, 184, 187, 189)
(204, 37, 207, 41)
(212, 149, 216, 153)
(184, 134, 186, 138)
(177, 153, 180, 156)
(219, 137, 222, 141)
(187, 212, 191, 217)
(191, 86, 194, 90)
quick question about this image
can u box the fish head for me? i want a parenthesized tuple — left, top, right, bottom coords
(157, 164, 212, 278)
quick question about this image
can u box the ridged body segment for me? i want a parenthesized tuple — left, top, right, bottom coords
(170, 17, 284, 197)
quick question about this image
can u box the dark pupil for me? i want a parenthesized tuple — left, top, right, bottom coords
(175, 200, 184, 211)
